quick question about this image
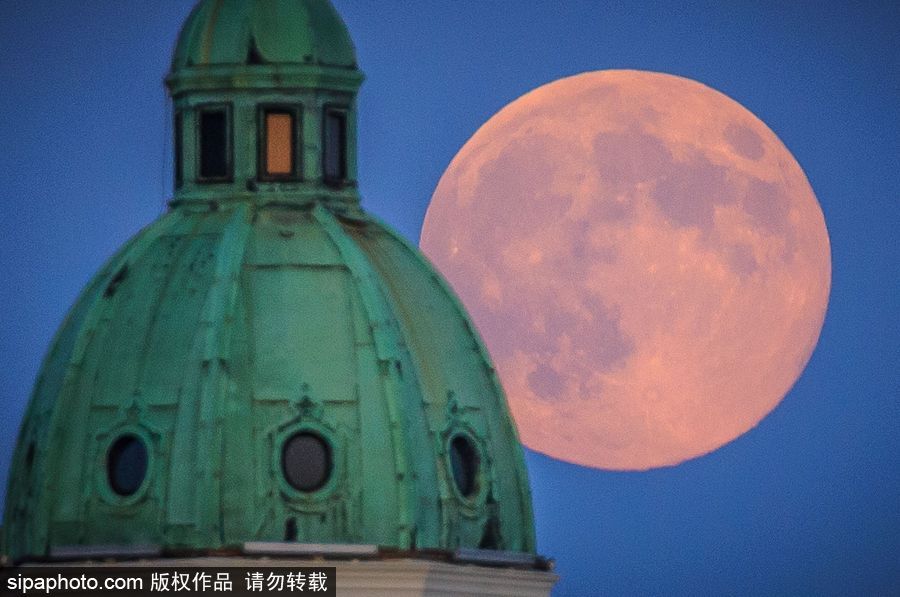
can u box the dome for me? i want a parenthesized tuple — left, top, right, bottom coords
(2, 0, 537, 566)
(2, 204, 536, 561)
(171, 0, 358, 71)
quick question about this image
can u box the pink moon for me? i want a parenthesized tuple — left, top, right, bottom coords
(420, 70, 831, 470)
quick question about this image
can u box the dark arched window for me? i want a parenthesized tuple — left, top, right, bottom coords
(322, 107, 347, 185)
(197, 104, 232, 182)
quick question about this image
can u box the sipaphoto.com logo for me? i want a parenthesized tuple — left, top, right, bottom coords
(4, 571, 142, 594)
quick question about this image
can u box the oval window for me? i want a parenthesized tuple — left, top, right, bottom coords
(282, 432, 332, 492)
(107, 435, 148, 497)
(449, 434, 480, 498)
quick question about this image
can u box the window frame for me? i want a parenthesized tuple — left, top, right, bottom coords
(257, 104, 302, 182)
(273, 421, 341, 502)
(195, 102, 234, 184)
(97, 425, 155, 507)
(440, 426, 488, 507)
(322, 104, 349, 186)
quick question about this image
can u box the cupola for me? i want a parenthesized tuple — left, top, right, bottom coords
(166, 0, 365, 209)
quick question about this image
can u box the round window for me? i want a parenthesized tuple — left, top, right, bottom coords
(107, 434, 148, 497)
(282, 432, 332, 492)
(449, 434, 480, 498)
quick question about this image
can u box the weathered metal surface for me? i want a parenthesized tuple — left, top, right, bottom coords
(2, 0, 536, 564)
(172, 0, 358, 70)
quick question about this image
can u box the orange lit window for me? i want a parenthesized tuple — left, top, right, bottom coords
(259, 107, 300, 180)
(266, 113, 293, 175)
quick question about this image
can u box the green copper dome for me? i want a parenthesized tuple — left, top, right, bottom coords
(3, 0, 536, 564)
(172, 0, 358, 70)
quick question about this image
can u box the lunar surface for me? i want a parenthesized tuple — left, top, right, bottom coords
(420, 70, 831, 470)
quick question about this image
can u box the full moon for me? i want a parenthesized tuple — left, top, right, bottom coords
(420, 70, 831, 470)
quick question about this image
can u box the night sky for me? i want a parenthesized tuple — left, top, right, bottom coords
(1, 2, 898, 595)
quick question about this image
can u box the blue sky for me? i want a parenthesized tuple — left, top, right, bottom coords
(1, 1, 898, 595)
